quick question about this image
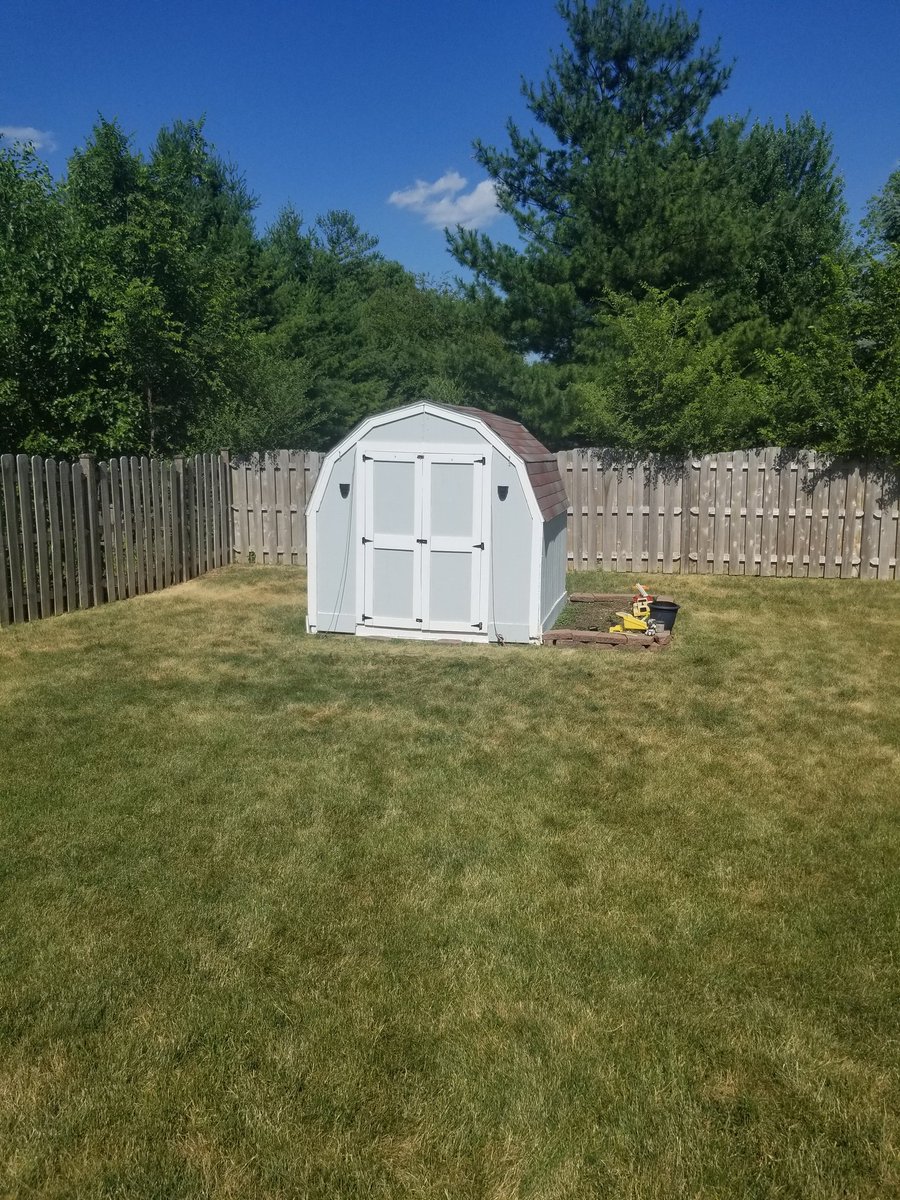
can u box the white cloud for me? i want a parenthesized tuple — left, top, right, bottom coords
(0, 125, 58, 152)
(388, 170, 500, 230)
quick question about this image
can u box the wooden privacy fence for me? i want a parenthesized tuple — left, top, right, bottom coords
(0, 452, 230, 626)
(559, 448, 899, 579)
(230, 450, 324, 565)
(228, 446, 899, 581)
(3, 444, 898, 627)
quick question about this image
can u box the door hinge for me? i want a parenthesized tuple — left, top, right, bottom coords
(471, 621, 483, 630)
(416, 538, 428, 544)
(361, 536, 372, 544)
(473, 541, 484, 550)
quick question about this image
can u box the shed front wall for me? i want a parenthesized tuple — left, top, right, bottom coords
(362, 411, 486, 448)
(310, 406, 544, 643)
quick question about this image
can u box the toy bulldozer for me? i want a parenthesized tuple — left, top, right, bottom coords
(609, 584, 658, 635)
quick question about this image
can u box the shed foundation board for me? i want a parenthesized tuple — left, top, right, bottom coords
(356, 625, 490, 644)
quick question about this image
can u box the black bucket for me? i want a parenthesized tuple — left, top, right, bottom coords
(649, 600, 680, 631)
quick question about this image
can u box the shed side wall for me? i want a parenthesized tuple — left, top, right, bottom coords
(487, 453, 533, 642)
(313, 447, 357, 632)
(541, 511, 569, 630)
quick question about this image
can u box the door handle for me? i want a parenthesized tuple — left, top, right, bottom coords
(473, 542, 484, 549)
(416, 538, 428, 544)
(361, 537, 372, 544)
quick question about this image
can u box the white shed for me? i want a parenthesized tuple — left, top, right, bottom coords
(305, 401, 568, 644)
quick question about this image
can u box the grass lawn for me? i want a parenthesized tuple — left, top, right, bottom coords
(1, 566, 898, 1198)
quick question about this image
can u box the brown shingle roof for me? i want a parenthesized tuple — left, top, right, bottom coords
(453, 406, 569, 522)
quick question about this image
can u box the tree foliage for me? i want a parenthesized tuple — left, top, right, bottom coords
(0, 7, 897, 465)
(450, 0, 847, 371)
(863, 166, 900, 253)
(762, 253, 900, 462)
(573, 287, 768, 452)
(0, 121, 537, 456)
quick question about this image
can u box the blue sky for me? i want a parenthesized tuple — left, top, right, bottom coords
(3, 0, 899, 282)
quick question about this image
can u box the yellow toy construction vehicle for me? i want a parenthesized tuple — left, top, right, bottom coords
(609, 584, 658, 635)
(609, 610, 650, 632)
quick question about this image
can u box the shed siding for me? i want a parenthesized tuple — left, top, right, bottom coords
(307, 401, 562, 644)
(362, 412, 486, 447)
(541, 511, 568, 630)
(314, 447, 357, 632)
(487, 453, 532, 642)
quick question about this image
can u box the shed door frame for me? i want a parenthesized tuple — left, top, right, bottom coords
(356, 445, 490, 637)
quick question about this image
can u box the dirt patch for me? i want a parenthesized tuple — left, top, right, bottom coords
(554, 601, 620, 632)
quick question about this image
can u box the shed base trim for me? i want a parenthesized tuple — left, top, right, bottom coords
(356, 624, 490, 644)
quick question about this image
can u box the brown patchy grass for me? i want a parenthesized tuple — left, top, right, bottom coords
(0, 565, 899, 1198)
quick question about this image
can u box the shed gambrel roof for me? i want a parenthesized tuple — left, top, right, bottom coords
(453, 406, 569, 522)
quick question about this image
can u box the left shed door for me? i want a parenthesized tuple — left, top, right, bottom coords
(359, 452, 423, 630)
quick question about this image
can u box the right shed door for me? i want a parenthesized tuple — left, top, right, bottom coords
(421, 454, 488, 634)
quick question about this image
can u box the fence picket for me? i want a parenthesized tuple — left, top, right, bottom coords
(118, 458, 135, 598)
(132, 457, 148, 594)
(71, 460, 91, 609)
(30, 456, 52, 617)
(877, 474, 897, 581)
(109, 458, 126, 598)
(0, 468, 10, 626)
(160, 459, 171, 587)
(16, 455, 40, 620)
(46, 459, 64, 614)
(80, 455, 103, 606)
(150, 459, 162, 589)
(59, 461, 75, 611)
(99, 461, 116, 603)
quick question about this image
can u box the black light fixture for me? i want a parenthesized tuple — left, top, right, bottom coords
(497, 485, 509, 501)
(339, 482, 350, 498)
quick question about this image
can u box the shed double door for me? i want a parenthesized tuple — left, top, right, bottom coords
(358, 450, 488, 635)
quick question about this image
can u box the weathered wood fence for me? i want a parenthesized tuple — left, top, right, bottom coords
(0, 452, 230, 626)
(229, 447, 899, 581)
(230, 450, 323, 565)
(2, 445, 897, 626)
(559, 448, 899, 580)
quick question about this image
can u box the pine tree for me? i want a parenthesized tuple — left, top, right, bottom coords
(449, 0, 847, 369)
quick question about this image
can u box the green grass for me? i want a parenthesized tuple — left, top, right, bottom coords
(1, 566, 898, 1199)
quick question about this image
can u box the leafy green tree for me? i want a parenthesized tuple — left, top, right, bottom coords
(573, 287, 768, 452)
(449, 0, 847, 376)
(149, 118, 260, 309)
(256, 205, 544, 445)
(763, 253, 900, 462)
(0, 141, 72, 449)
(863, 166, 900, 252)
